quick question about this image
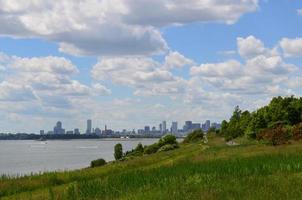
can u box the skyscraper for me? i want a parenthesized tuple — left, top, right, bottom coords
(162, 121, 167, 134)
(205, 120, 211, 131)
(86, 119, 92, 134)
(171, 122, 178, 135)
(54, 121, 65, 134)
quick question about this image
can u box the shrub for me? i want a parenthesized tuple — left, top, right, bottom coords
(157, 144, 178, 152)
(134, 143, 144, 153)
(114, 143, 123, 160)
(158, 134, 177, 147)
(90, 158, 106, 168)
(144, 143, 160, 154)
(293, 123, 302, 140)
(256, 125, 290, 146)
(183, 129, 204, 143)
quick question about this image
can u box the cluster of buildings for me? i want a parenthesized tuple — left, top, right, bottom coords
(40, 119, 221, 137)
(137, 120, 221, 137)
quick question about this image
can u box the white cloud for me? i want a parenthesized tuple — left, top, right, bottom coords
(0, 0, 259, 56)
(190, 36, 300, 97)
(92, 83, 111, 95)
(280, 38, 302, 57)
(190, 60, 243, 78)
(91, 55, 188, 97)
(237, 35, 276, 59)
(0, 81, 37, 101)
(164, 51, 194, 69)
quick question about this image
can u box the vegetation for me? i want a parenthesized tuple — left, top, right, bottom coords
(114, 143, 123, 160)
(221, 96, 302, 144)
(90, 159, 106, 168)
(3, 136, 302, 199)
(183, 129, 204, 143)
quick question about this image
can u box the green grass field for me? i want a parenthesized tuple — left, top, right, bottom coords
(2, 136, 302, 200)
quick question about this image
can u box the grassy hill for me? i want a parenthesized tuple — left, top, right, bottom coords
(2, 136, 302, 200)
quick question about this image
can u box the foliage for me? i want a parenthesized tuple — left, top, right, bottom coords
(158, 144, 179, 152)
(90, 159, 106, 168)
(256, 123, 291, 145)
(221, 96, 302, 142)
(183, 129, 204, 143)
(293, 123, 302, 140)
(143, 143, 160, 154)
(114, 143, 123, 160)
(158, 134, 177, 147)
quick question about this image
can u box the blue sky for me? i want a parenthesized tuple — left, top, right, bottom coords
(0, 0, 302, 133)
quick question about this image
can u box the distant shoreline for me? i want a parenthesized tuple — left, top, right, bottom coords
(0, 134, 183, 140)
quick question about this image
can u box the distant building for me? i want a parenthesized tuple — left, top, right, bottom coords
(144, 126, 150, 133)
(40, 130, 45, 135)
(205, 120, 211, 131)
(66, 130, 74, 135)
(162, 121, 167, 134)
(171, 122, 178, 134)
(74, 128, 80, 135)
(95, 128, 102, 135)
(159, 123, 163, 133)
(86, 119, 92, 134)
(54, 121, 65, 134)
(152, 126, 156, 132)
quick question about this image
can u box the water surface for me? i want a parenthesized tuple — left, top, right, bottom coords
(0, 138, 157, 176)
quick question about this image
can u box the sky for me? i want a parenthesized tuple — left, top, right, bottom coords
(0, 0, 302, 133)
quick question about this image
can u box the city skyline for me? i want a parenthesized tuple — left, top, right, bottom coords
(36, 119, 221, 136)
(0, 1, 302, 132)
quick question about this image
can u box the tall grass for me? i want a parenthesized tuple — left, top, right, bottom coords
(3, 139, 302, 199)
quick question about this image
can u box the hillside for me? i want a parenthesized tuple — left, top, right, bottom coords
(2, 135, 302, 199)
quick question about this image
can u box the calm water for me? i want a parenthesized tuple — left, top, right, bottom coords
(0, 138, 158, 176)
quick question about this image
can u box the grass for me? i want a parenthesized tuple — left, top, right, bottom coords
(2, 136, 302, 199)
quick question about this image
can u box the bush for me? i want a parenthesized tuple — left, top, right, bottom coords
(293, 123, 302, 140)
(183, 129, 204, 143)
(158, 135, 177, 147)
(144, 143, 160, 154)
(114, 143, 123, 160)
(134, 143, 144, 153)
(90, 158, 106, 168)
(157, 144, 178, 152)
(256, 125, 291, 146)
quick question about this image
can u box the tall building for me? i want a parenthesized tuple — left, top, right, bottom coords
(205, 120, 211, 131)
(144, 126, 150, 133)
(171, 122, 178, 134)
(54, 121, 65, 134)
(183, 121, 193, 132)
(86, 119, 92, 134)
(40, 130, 44, 135)
(159, 123, 163, 133)
(162, 121, 167, 134)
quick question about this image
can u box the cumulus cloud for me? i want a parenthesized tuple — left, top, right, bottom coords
(0, 0, 258, 56)
(0, 52, 110, 112)
(0, 81, 37, 101)
(279, 38, 302, 57)
(91, 53, 190, 96)
(190, 36, 299, 97)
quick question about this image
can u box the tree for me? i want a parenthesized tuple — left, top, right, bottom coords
(134, 143, 144, 153)
(114, 143, 123, 160)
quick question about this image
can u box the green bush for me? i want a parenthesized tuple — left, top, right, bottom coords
(158, 134, 177, 147)
(183, 129, 204, 143)
(144, 143, 160, 154)
(134, 143, 144, 153)
(114, 143, 123, 160)
(90, 158, 106, 168)
(157, 144, 178, 152)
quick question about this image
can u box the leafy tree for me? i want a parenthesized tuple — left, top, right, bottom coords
(90, 158, 106, 168)
(183, 129, 204, 143)
(114, 143, 123, 160)
(134, 143, 144, 153)
(158, 135, 177, 147)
